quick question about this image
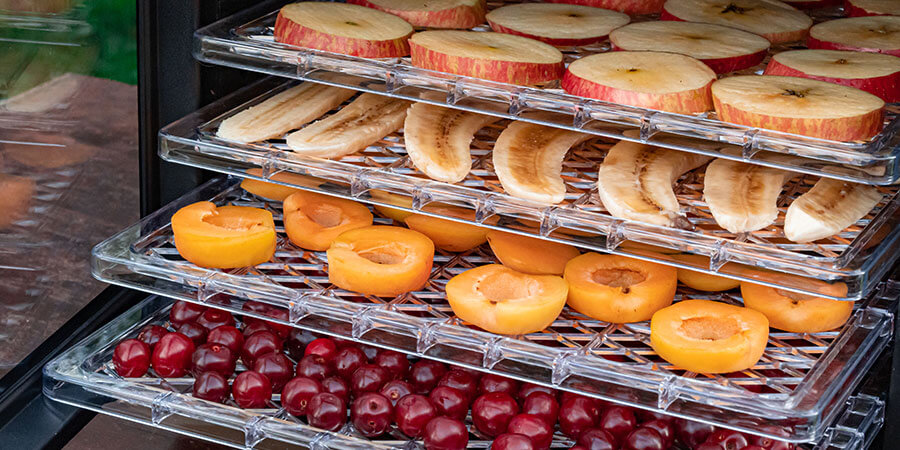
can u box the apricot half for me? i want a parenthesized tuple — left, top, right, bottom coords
(0, 174, 35, 229)
(740, 282, 853, 333)
(240, 168, 327, 201)
(564, 253, 677, 323)
(369, 189, 414, 223)
(283, 191, 373, 251)
(327, 225, 434, 297)
(670, 253, 740, 292)
(486, 231, 580, 276)
(650, 300, 769, 374)
(405, 205, 489, 252)
(445, 264, 568, 335)
(171, 201, 276, 269)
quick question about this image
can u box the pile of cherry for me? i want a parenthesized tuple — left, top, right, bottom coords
(111, 300, 793, 450)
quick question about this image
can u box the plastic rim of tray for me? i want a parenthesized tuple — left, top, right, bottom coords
(192, 1, 900, 186)
(89, 177, 895, 443)
(159, 78, 900, 301)
(44, 295, 888, 449)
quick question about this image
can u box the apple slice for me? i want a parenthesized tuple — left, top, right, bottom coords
(544, 0, 665, 16)
(807, 16, 900, 57)
(764, 49, 900, 102)
(781, 0, 840, 9)
(661, 0, 814, 44)
(609, 21, 770, 74)
(562, 51, 716, 114)
(845, 0, 900, 17)
(409, 30, 564, 85)
(274, 2, 413, 58)
(712, 75, 885, 141)
(486, 3, 630, 47)
(345, 0, 486, 29)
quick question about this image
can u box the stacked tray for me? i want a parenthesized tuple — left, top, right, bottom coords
(90, 177, 895, 443)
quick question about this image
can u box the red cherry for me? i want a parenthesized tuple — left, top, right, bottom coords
(258, 306, 290, 339)
(191, 343, 235, 377)
(437, 369, 479, 401)
(241, 330, 281, 368)
(351, 392, 394, 437)
(742, 446, 769, 450)
(570, 446, 589, 450)
(623, 428, 665, 450)
(492, 433, 536, 450)
(409, 359, 447, 394)
(636, 410, 674, 424)
(374, 349, 409, 379)
(136, 325, 168, 350)
(478, 374, 519, 396)
(241, 300, 270, 322)
(113, 339, 151, 377)
(282, 376, 322, 417)
(321, 376, 350, 404)
(521, 391, 559, 427)
(207, 325, 244, 354)
(285, 328, 317, 360)
(577, 429, 616, 450)
(429, 386, 469, 420)
(177, 322, 208, 345)
(304, 338, 338, 361)
(297, 354, 333, 381)
(151, 332, 195, 378)
(350, 364, 390, 395)
(394, 394, 437, 438)
(307, 392, 346, 431)
(599, 406, 637, 444)
(196, 308, 234, 331)
(750, 435, 795, 450)
(170, 301, 205, 327)
(559, 397, 599, 439)
(423, 416, 468, 450)
(193, 371, 230, 403)
(706, 429, 750, 450)
(232, 371, 272, 408)
(380, 380, 413, 406)
(242, 321, 272, 338)
(675, 418, 716, 448)
(506, 414, 553, 449)
(640, 420, 674, 447)
(696, 444, 727, 450)
(252, 352, 293, 392)
(471, 392, 519, 437)
(517, 383, 556, 402)
(333, 346, 367, 380)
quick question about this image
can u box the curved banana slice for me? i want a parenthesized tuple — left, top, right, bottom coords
(597, 140, 711, 227)
(403, 103, 500, 183)
(217, 83, 355, 143)
(703, 159, 793, 234)
(285, 93, 411, 158)
(785, 179, 881, 243)
(492, 121, 591, 204)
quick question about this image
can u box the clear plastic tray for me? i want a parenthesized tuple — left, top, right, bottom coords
(90, 177, 895, 443)
(193, 2, 900, 185)
(159, 79, 900, 301)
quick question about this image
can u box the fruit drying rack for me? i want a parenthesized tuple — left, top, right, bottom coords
(90, 176, 895, 443)
(160, 78, 900, 301)
(193, 1, 900, 185)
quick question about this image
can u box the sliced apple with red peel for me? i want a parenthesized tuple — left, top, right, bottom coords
(486, 3, 630, 47)
(807, 16, 900, 57)
(562, 51, 715, 114)
(712, 75, 885, 141)
(661, 0, 813, 44)
(345, 0, 486, 29)
(409, 30, 564, 85)
(609, 22, 769, 74)
(845, 0, 900, 17)
(545, 0, 665, 16)
(764, 49, 900, 102)
(274, 2, 413, 58)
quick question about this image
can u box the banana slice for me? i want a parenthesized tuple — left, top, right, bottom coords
(403, 103, 499, 183)
(285, 93, 411, 158)
(597, 141, 711, 227)
(785, 179, 881, 243)
(217, 83, 355, 143)
(492, 121, 591, 204)
(703, 159, 793, 234)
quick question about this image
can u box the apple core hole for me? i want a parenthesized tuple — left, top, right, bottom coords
(679, 316, 740, 341)
(591, 268, 646, 288)
(478, 272, 538, 303)
(302, 203, 344, 228)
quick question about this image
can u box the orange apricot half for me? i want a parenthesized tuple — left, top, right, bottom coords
(0, 174, 35, 229)
(670, 253, 740, 292)
(405, 205, 489, 252)
(564, 253, 677, 323)
(445, 264, 568, 335)
(369, 189, 414, 223)
(171, 201, 276, 269)
(240, 168, 328, 201)
(650, 299, 769, 374)
(486, 231, 580, 275)
(327, 225, 434, 297)
(283, 191, 374, 251)
(740, 282, 853, 333)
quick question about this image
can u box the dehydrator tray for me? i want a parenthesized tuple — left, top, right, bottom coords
(90, 177, 895, 443)
(193, 1, 900, 185)
(160, 78, 900, 300)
